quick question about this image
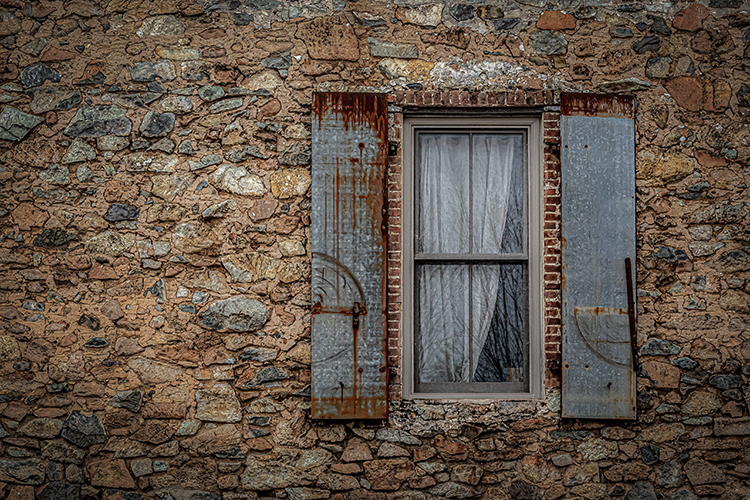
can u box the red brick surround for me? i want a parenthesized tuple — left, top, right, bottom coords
(386, 90, 563, 400)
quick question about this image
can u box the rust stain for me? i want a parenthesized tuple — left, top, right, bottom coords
(561, 92, 634, 119)
(312, 92, 389, 420)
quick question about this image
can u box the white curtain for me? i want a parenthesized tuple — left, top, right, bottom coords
(417, 134, 517, 384)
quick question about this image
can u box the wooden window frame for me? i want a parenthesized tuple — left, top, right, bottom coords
(402, 114, 544, 401)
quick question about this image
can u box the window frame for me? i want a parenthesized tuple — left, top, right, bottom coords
(402, 114, 544, 401)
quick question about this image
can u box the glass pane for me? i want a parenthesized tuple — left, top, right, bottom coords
(416, 264, 470, 384)
(417, 134, 470, 254)
(472, 134, 525, 254)
(473, 263, 528, 388)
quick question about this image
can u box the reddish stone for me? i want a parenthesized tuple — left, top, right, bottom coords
(89, 264, 119, 280)
(434, 434, 468, 461)
(409, 476, 436, 489)
(87, 459, 136, 489)
(258, 99, 282, 119)
(246, 437, 273, 450)
(41, 47, 77, 62)
(642, 361, 680, 389)
(2, 401, 30, 421)
(141, 403, 187, 419)
(66, 254, 92, 270)
(413, 445, 436, 462)
(130, 421, 177, 444)
(199, 28, 226, 39)
(7, 486, 34, 500)
(296, 14, 359, 61)
(362, 459, 415, 491)
(673, 3, 709, 32)
(342, 438, 373, 462)
(666, 76, 705, 112)
(331, 463, 361, 474)
(202, 46, 227, 58)
(536, 11, 576, 30)
(58, 334, 78, 347)
(685, 458, 727, 485)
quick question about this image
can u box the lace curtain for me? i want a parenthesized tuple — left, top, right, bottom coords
(416, 133, 526, 385)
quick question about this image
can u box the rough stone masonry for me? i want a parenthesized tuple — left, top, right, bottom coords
(0, 0, 749, 499)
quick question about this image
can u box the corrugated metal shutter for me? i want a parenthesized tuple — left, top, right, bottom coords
(560, 93, 637, 419)
(310, 93, 389, 419)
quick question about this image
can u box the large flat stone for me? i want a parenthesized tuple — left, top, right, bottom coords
(0, 106, 43, 141)
(195, 382, 243, 422)
(296, 14, 359, 61)
(198, 295, 268, 332)
(64, 105, 132, 137)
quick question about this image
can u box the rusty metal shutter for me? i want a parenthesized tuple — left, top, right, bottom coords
(310, 93, 389, 419)
(560, 93, 637, 419)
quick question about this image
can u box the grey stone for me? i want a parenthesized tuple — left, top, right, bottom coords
(646, 56, 671, 79)
(21, 62, 61, 88)
(209, 98, 244, 114)
(27, 86, 81, 114)
(160, 95, 192, 113)
(155, 60, 176, 80)
(279, 142, 311, 166)
(61, 411, 107, 448)
(33, 228, 76, 247)
(202, 200, 237, 219)
(655, 461, 682, 488)
(449, 4, 476, 21)
(611, 26, 633, 37)
(97, 135, 129, 151)
(151, 173, 194, 202)
(22, 301, 44, 311)
(633, 36, 660, 54)
(241, 456, 306, 490)
(640, 339, 680, 356)
(199, 295, 268, 332)
(640, 445, 659, 465)
(225, 145, 268, 162)
(100, 93, 149, 108)
(181, 61, 206, 80)
(36, 481, 80, 500)
(0, 106, 44, 141)
(241, 347, 276, 362)
(494, 18, 521, 30)
(624, 482, 657, 500)
(368, 38, 418, 58)
(650, 17, 671, 35)
(136, 15, 185, 37)
(671, 490, 698, 500)
(244, 366, 290, 387)
(144, 278, 166, 303)
(109, 390, 143, 412)
(709, 0, 743, 6)
(40, 164, 71, 184)
(140, 111, 175, 137)
(376, 428, 421, 445)
(210, 164, 266, 195)
(262, 52, 292, 69)
(689, 242, 724, 257)
(131, 458, 152, 477)
(552, 453, 573, 466)
(192, 292, 207, 304)
(130, 61, 157, 81)
(0, 459, 46, 485)
(691, 202, 746, 224)
(179, 140, 194, 154)
(105, 203, 139, 222)
(709, 374, 742, 389)
(62, 139, 96, 164)
(195, 382, 243, 422)
(176, 419, 201, 436)
(198, 84, 225, 101)
(85, 230, 135, 256)
(577, 438, 618, 461)
(651, 245, 687, 261)
(21, 38, 47, 56)
(532, 31, 567, 55)
(83, 337, 108, 348)
(149, 137, 175, 153)
(64, 105, 132, 137)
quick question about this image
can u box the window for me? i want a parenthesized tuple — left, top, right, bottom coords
(402, 116, 543, 399)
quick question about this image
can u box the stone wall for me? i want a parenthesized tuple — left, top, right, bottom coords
(0, 0, 749, 499)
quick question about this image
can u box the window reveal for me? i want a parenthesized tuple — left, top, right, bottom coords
(403, 117, 543, 399)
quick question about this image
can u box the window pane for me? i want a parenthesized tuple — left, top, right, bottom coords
(473, 264, 528, 389)
(416, 264, 470, 384)
(472, 134, 525, 254)
(417, 134, 470, 254)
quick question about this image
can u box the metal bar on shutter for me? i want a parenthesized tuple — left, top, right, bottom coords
(311, 92, 389, 419)
(560, 92, 637, 420)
